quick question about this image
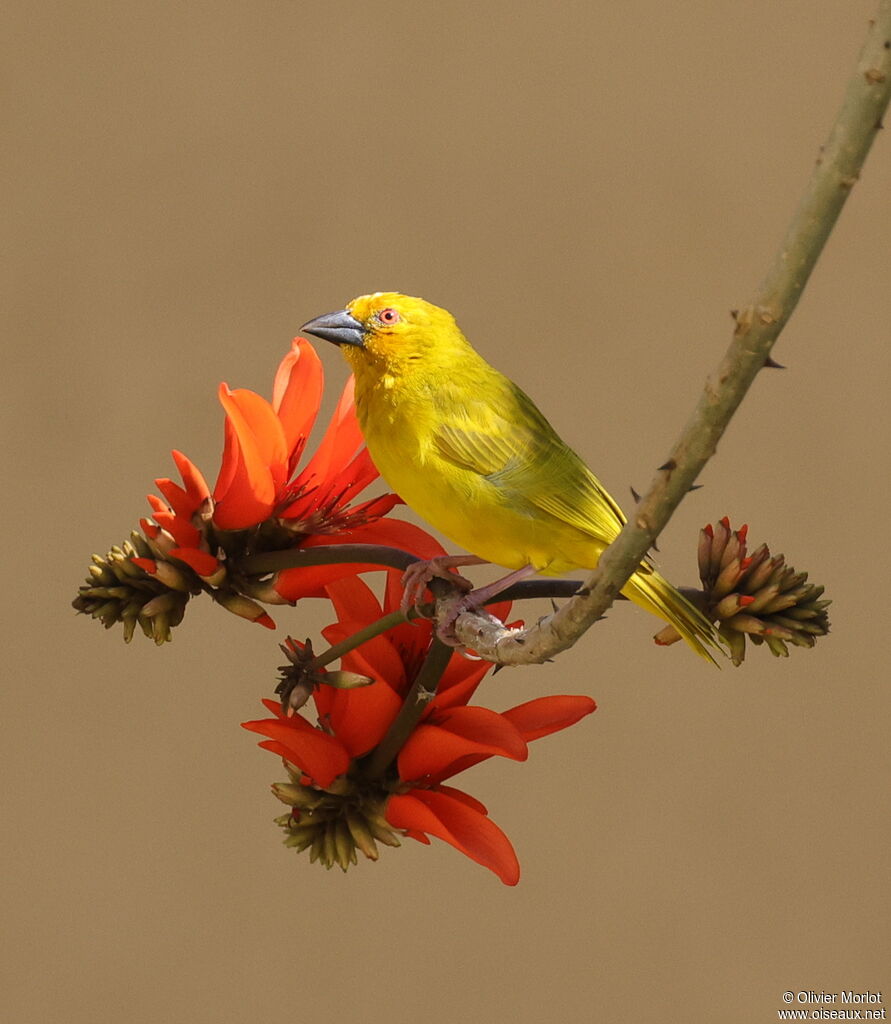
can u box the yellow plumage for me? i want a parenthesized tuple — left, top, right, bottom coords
(302, 292, 719, 662)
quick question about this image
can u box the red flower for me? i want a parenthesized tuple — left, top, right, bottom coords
(137, 339, 439, 624)
(242, 573, 596, 884)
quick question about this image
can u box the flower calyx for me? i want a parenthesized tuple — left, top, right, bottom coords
(271, 761, 402, 871)
(71, 533, 199, 644)
(275, 637, 373, 714)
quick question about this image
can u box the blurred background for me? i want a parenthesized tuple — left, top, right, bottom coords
(3, 1, 889, 1021)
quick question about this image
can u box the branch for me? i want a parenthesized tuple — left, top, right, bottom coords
(446, 5, 891, 664)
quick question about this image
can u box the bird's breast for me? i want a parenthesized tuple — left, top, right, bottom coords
(355, 386, 592, 573)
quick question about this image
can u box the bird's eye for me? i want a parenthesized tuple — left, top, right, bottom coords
(377, 308, 401, 325)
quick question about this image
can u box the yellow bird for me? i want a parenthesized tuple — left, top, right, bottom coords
(302, 292, 718, 662)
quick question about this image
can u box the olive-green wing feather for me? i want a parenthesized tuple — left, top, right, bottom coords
(432, 378, 629, 546)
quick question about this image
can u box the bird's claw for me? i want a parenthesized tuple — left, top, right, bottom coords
(400, 558, 474, 614)
(433, 592, 491, 648)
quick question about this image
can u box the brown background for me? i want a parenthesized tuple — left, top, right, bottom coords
(3, 1, 889, 1022)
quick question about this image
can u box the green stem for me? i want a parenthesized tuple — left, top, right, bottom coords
(363, 639, 453, 780)
(240, 544, 419, 576)
(311, 608, 415, 668)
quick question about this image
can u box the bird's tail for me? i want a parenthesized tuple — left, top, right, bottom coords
(622, 568, 721, 665)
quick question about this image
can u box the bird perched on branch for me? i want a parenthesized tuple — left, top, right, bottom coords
(302, 292, 718, 662)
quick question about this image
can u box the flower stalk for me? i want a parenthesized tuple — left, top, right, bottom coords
(363, 639, 454, 780)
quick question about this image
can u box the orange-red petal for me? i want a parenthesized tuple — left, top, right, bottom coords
(434, 784, 489, 816)
(241, 714, 350, 788)
(311, 679, 403, 759)
(156, 514, 202, 549)
(272, 562, 389, 601)
(321, 621, 407, 691)
(212, 384, 295, 528)
(294, 377, 362, 489)
(212, 417, 276, 529)
(169, 547, 220, 577)
(324, 574, 384, 628)
(397, 706, 527, 782)
(273, 519, 447, 602)
(317, 518, 447, 559)
(171, 449, 211, 506)
(386, 789, 520, 885)
(146, 493, 169, 514)
(502, 695, 597, 741)
(154, 478, 195, 520)
(272, 339, 325, 464)
(432, 656, 496, 710)
(219, 385, 288, 486)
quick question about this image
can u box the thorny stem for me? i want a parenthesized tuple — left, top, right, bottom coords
(444, 3, 891, 664)
(363, 639, 453, 779)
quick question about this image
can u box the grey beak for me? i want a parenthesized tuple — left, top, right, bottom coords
(300, 309, 365, 348)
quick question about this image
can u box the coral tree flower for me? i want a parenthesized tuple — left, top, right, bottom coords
(75, 338, 447, 642)
(242, 572, 597, 884)
(146, 337, 418, 599)
(75, 338, 444, 642)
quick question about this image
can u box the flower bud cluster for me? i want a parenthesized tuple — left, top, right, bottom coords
(71, 533, 196, 644)
(271, 763, 401, 872)
(699, 518, 831, 666)
(72, 528, 274, 644)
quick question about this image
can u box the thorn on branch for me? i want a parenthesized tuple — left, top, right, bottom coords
(733, 307, 754, 336)
(764, 355, 785, 369)
(658, 459, 677, 473)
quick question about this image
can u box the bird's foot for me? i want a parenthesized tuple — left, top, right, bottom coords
(434, 591, 489, 647)
(432, 563, 539, 647)
(400, 556, 480, 614)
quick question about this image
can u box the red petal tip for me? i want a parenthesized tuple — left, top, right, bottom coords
(131, 557, 157, 573)
(139, 518, 161, 539)
(255, 613, 277, 630)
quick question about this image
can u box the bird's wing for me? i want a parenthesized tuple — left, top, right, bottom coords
(432, 379, 629, 545)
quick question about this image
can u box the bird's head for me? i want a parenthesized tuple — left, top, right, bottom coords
(301, 292, 470, 378)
